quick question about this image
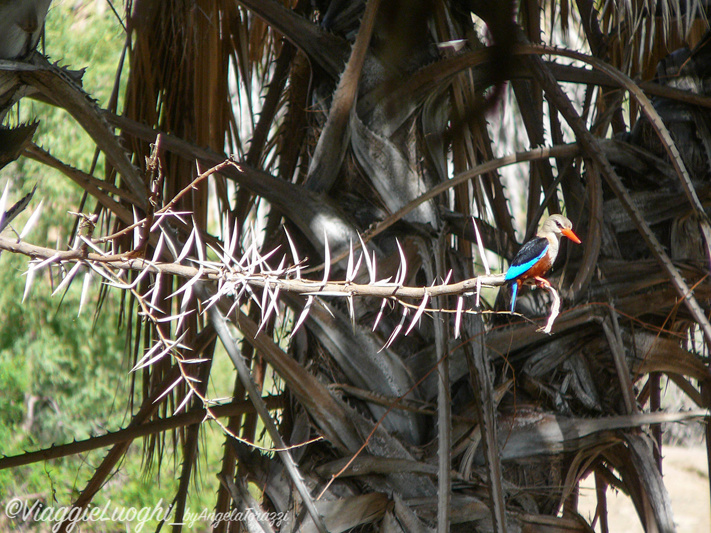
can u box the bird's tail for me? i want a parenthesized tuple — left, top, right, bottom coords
(510, 282, 518, 313)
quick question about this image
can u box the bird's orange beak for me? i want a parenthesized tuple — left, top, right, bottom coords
(561, 228, 582, 244)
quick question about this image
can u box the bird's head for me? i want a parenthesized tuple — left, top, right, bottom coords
(540, 214, 581, 244)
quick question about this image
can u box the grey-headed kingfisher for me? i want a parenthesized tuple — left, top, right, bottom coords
(504, 215, 581, 312)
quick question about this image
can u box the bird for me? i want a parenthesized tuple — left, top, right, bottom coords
(504, 214, 581, 312)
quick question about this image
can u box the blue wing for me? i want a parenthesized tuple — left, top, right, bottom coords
(504, 237, 549, 281)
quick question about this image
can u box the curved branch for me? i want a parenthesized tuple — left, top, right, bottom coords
(518, 41, 711, 347)
(517, 43, 711, 265)
(0, 396, 285, 470)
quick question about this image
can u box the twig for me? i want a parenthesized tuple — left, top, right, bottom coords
(602, 309, 638, 414)
(538, 284, 560, 334)
(0, 232, 509, 298)
(0, 231, 574, 338)
(204, 293, 328, 533)
(0, 396, 287, 470)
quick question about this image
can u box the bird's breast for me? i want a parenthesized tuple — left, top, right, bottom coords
(521, 254, 553, 280)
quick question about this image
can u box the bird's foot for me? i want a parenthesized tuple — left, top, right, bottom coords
(533, 277, 550, 289)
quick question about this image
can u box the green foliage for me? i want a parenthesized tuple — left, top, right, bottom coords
(0, 0, 128, 449)
(0, 6, 239, 525)
(0, 251, 126, 476)
(0, 1, 201, 523)
(0, 255, 127, 447)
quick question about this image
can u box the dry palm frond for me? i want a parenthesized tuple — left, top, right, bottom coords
(3, 0, 711, 531)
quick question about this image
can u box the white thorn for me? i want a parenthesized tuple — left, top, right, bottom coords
(19, 199, 44, 240)
(472, 217, 490, 275)
(405, 292, 429, 336)
(454, 296, 464, 339)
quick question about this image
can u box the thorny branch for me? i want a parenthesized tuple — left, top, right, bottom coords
(0, 228, 564, 334)
(0, 163, 569, 476)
